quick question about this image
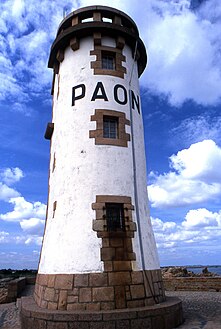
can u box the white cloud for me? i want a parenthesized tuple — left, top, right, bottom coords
(25, 236, 43, 246)
(152, 216, 201, 248)
(0, 71, 27, 102)
(20, 217, 45, 235)
(0, 196, 46, 222)
(183, 208, 221, 229)
(0, 231, 43, 246)
(0, 231, 9, 243)
(151, 217, 177, 232)
(170, 140, 221, 181)
(12, 0, 25, 19)
(0, 182, 20, 201)
(0, 167, 24, 185)
(11, 102, 34, 116)
(0, 231, 24, 245)
(0, 167, 46, 248)
(151, 208, 221, 259)
(148, 140, 221, 207)
(141, 0, 221, 106)
(0, 0, 77, 110)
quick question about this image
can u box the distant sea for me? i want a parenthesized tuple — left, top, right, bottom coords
(187, 266, 221, 276)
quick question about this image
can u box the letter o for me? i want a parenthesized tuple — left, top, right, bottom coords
(114, 84, 128, 105)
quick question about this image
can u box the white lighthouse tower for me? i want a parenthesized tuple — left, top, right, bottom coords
(36, 4, 163, 310)
(28, 7, 183, 327)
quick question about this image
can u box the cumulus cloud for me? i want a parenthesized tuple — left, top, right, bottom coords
(0, 167, 46, 242)
(0, 0, 77, 110)
(0, 195, 45, 246)
(0, 197, 46, 222)
(148, 140, 221, 207)
(0, 183, 20, 202)
(20, 217, 45, 235)
(141, 0, 221, 106)
(152, 207, 221, 252)
(183, 208, 221, 229)
(152, 217, 198, 248)
(170, 140, 221, 181)
(0, 167, 24, 185)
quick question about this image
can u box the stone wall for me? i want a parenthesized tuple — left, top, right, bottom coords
(163, 277, 221, 291)
(34, 270, 165, 311)
(0, 277, 26, 303)
(26, 276, 36, 285)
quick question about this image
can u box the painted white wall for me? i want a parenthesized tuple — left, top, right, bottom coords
(38, 35, 160, 274)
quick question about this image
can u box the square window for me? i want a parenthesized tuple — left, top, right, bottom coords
(102, 52, 116, 70)
(91, 44, 126, 78)
(106, 203, 125, 231)
(89, 109, 130, 147)
(103, 116, 118, 139)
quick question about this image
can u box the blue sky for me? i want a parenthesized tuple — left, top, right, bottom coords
(0, 0, 221, 269)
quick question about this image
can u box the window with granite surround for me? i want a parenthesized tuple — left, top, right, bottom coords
(89, 109, 130, 147)
(92, 195, 137, 271)
(90, 44, 126, 78)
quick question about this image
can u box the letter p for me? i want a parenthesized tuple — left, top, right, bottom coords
(72, 84, 86, 106)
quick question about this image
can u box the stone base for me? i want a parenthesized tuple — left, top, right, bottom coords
(34, 270, 165, 311)
(20, 296, 183, 329)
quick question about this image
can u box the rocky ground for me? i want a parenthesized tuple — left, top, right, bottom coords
(168, 291, 221, 329)
(0, 301, 21, 329)
(0, 285, 34, 329)
(161, 266, 219, 278)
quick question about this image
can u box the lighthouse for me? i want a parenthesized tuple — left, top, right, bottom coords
(21, 6, 183, 329)
(37, 4, 163, 309)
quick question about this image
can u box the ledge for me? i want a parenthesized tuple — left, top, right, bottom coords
(20, 296, 183, 329)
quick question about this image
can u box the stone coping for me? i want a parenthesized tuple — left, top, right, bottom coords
(48, 21, 147, 77)
(58, 6, 139, 35)
(20, 296, 183, 329)
(2, 277, 26, 303)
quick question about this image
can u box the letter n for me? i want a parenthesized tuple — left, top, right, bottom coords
(131, 90, 140, 114)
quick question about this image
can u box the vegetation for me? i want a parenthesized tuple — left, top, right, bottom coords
(0, 269, 37, 279)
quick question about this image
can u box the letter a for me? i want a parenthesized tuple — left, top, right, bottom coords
(91, 82, 108, 102)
